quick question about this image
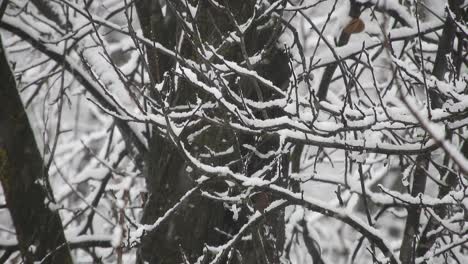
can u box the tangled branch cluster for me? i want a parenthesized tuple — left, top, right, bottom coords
(0, 0, 467, 263)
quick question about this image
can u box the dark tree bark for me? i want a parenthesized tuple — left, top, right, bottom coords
(415, 0, 466, 258)
(400, 1, 464, 262)
(0, 36, 73, 263)
(136, 1, 290, 263)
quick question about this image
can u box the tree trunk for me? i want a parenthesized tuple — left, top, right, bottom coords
(0, 36, 73, 263)
(136, 1, 289, 263)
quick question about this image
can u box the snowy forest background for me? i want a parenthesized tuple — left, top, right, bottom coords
(0, 0, 467, 263)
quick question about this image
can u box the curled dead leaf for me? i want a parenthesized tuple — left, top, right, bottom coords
(343, 17, 365, 34)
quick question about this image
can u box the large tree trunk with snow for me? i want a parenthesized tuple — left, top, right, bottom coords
(136, 1, 290, 263)
(0, 36, 72, 264)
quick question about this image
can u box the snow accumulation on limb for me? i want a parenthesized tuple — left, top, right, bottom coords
(0, 15, 148, 153)
(1, 0, 467, 263)
(403, 96, 468, 177)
